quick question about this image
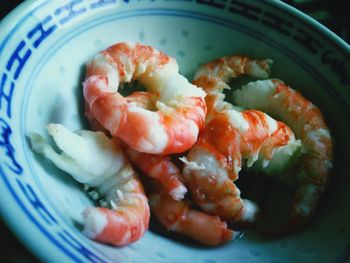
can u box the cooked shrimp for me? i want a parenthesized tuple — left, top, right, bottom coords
(84, 87, 188, 200)
(125, 146, 187, 201)
(193, 55, 272, 121)
(181, 109, 301, 223)
(124, 141, 233, 245)
(233, 79, 333, 234)
(29, 124, 150, 246)
(149, 192, 234, 246)
(181, 56, 299, 223)
(84, 42, 206, 154)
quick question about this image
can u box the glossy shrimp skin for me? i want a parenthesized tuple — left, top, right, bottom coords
(182, 109, 300, 223)
(149, 192, 234, 246)
(125, 143, 233, 245)
(125, 146, 187, 201)
(181, 56, 300, 223)
(233, 79, 333, 234)
(84, 42, 206, 154)
(29, 124, 150, 246)
(193, 55, 272, 122)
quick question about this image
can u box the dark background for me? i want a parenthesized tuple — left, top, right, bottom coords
(0, 2, 51, 263)
(0, 0, 349, 262)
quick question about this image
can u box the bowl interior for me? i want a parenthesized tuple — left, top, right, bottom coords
(1, 1, 350, 262)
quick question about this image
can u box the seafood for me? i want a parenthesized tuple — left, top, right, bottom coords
(28, 41, 329, 247)
(181, 109, 301, 223)
(149, 192, 234, 246)
(233, 79, 333, 234)
(84, 42, 207, 154)
(193, 55, 273, 122)
(125, 142, 232, 245)
(181, 56, 301, 223)
(29, 124, 150, 246)
(125, 146, 187, 201)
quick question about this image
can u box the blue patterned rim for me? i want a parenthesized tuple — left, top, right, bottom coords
(0, 1, 349, 262)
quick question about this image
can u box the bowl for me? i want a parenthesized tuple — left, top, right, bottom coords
(1, 0, 349, 262)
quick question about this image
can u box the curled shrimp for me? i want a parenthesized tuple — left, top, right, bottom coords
(84, 42, 206, 154)
(181, 57, 300, 223)
(124, 145, 233, 245)
(84, 86, 188, 200)
(150, 192, 234, 246)
(193, 55, 273, 121)
(29, 124, 150, 246)
(233, 79, 333, 235)
(125, 146, 187, 201)
(181, 109, 301, 223)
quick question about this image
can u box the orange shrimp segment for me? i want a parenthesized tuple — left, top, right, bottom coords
(83, 193, 149, 246)
(149, 192, 234, 246)
(233, 79, 333, 234)
(178, 56, 300, 224)
(125, 146, 187, 201)
(193, 55, 273, 121)
(84, 42, 206, 154)
(182, 109, 297, 223)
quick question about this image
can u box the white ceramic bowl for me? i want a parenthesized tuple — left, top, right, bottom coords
(1, 1, 349, 262)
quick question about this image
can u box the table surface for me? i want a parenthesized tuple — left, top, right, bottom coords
(0, 1, 349, 262)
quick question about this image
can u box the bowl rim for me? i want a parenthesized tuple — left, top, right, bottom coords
(0, 0, 349, 262)
(1, 0, 349, 57)
(272, 0, 349, 55)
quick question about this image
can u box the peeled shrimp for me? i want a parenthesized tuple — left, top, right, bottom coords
(125, 144, 233, 245)
(233, 79, 333, 234)
(193, 55, 272, 121)
(181, 109, 301, 223)
(84, 42, 206, 154)
(125, 146, 187, 201)
(181, 56, 300, 223)
(149, 192, 234, 246)
(29, 124, 150, 246)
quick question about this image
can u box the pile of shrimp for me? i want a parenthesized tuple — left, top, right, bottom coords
(29, 42, 333, 247)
